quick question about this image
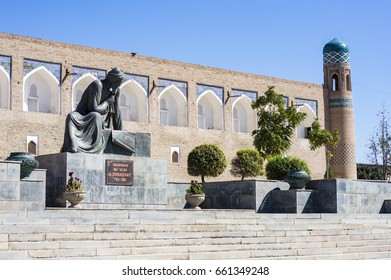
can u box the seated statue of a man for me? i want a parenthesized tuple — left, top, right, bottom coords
(61, 67, 125, 153)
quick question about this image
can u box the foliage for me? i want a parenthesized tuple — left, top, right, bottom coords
(230, 148, 264, 180)
(251, 86, 307, 158)
(186, 180, 204, 194)
(265, 155, 311, 180)
(357, 164, 385, 181)
(308, 119, 340, 150)
(187, 144, 227, 182)
(367, 106, 391, 180)
(324, 165, 335, 179)
(65, 172, 84, 192)
(308, 118, 340, 179)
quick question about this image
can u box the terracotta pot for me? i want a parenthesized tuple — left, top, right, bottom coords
(185, 193, 205, 209)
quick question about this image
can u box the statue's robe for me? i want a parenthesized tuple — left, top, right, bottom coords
(61, 79, 122, 153)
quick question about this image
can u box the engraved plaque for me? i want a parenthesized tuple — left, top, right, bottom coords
(105, 160, 133, 186)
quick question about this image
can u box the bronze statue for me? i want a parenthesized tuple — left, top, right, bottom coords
(61, 67, 125, 153)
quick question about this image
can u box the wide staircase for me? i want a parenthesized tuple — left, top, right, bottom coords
(1, 209, 391, 260)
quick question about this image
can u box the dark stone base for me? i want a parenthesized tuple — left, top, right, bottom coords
(102, 130, 151, 157)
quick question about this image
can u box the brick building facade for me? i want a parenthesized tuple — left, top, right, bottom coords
(0, 33, 329, 182)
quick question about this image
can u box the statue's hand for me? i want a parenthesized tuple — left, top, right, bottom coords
(106, 95, 116, 104)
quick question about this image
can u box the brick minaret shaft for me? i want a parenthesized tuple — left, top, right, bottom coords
(323, 38, 357, 179)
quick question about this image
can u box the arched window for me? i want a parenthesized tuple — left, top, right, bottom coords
(160, 98, 169, 125)
(196, 90, 223, 130)
(28, 84, 39, 112)
(346, 74, 351, 91)
(30, 84, 37, 97)
(198, 104, 205, 129)
(27, 135, 39, 155)
(159, 85, 187, 127)
(0, 66, 11, 110)
(233, 107, 240, 132)
(28, 141, 37, 155)
(23, 66, 60, 113)
(160, 98, 167, 110)
(332, 74, 339, 91)
(198, 104, 203, 115)
(119, 79, 148, 123)
(172, 151, 179, 163)
(119, 94, 130, 121)
(171, 146, 180, 164)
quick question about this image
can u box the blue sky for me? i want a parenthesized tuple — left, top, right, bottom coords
(1, 0, 390, 163)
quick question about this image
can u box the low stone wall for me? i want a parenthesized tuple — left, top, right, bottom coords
(167, 179, 391, 214)
(0, 160, 46, 211)
(36, 153, 167, 208)
(307, 179, 391, 214)
(167, 180, 290, 210)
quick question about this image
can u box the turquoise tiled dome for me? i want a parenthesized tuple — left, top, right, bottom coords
(323, 38, 350, 64)
(323, 38, 349, 54)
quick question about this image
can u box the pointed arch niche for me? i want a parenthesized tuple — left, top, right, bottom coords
(23, 66, 60, 113)
(196, 90, 223, 130)
(72, 73, 97, 110)
(0, 66, 10, 110)
(119, 79, 148, 123)
(159, 85, 187, 127)
(232, 95, 256, 133)
(296, 103, 317, 138)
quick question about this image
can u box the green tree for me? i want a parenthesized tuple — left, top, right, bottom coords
(308, 118, 340, 179)
(230, 148, 264, 180)
(251, 86, 307, 158)
(187, 144, 227, 182)
(367, 106, 391, 180)
(357, 164, 384, 180)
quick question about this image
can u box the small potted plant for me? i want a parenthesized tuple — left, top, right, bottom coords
(185, 180, 205, 209)
(63, 172, 86, 208)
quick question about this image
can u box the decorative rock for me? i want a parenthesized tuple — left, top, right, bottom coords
(284, 170, 311, 190)
(6, 152, 39, 179)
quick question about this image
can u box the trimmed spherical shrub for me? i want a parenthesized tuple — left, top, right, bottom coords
(265, 155, 311, 180)
(187, 144, 227, 182)
(230, 148, 264, 180)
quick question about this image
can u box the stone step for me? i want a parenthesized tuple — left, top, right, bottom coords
(1, 209, 391, 259)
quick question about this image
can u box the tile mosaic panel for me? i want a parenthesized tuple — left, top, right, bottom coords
(125, 73, 149, 94)
(158, 78, 187, 99)
(196, 84, 224, 102)
(323, 51, 350, 64)
(0, 55, 11, 75)
(231, 89, 257, 103)
(295, 98, 318, 116)
(23, 59, 61, 81)
(72, 66, 106, 83)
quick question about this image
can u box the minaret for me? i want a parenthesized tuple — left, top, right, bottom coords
(323, 38, 357, 179)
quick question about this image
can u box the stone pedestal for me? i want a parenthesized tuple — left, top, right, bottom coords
(36, 153, 167, 208)
(0, 160, 46, 211)
(268, 189, 316, 213)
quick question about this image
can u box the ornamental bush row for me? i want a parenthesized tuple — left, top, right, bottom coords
(187, 144, 310, 182)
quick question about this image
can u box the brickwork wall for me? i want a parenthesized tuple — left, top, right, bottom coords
(0, 33, 326, 182)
